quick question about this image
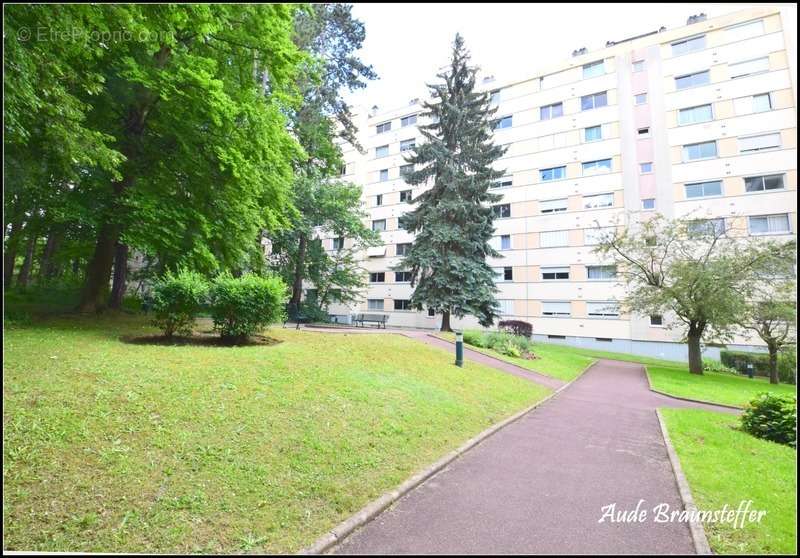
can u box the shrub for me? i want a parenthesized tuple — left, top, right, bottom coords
(702, 358, 738, 375)
(741, 393, 797, 448)
(721, 349, 798, 385)
(498, 320, 533, 338)
(463, 330, 488, 348)
(298, 300, 331, 323)
(151, 269, 209, 337)
(209, 273, 287, 342)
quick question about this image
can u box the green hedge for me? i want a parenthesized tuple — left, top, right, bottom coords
(720, 350, 796, 385)
(741, 393, 797, 448)
(209, 272, 287, 342)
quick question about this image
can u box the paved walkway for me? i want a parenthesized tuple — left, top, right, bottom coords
(328, 357, 737, 554)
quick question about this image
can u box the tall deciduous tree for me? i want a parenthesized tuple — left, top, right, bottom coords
(270, 171, 378, 308)
(737, 263, 797, 384)
(596, 214, 795, 374)
(268, 4, 377, 309)
(397, 34, 506, 331)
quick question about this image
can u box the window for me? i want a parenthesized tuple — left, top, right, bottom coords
(730, 57, 769, 79)
(493, 204, 511, 218)
(583, 60, 605, 78)
(542, 266, 570, 280)
(500, 234, 511, 250)
(376, 121, 392, 134)
(494, 267, 513, 282)
(634, 93, 647, 105)
(333, 237, 344, 251)
(632, 60, 645, 73)
(542, 301, 571, 317)
(683, 141, 717, 161)
(372, 219, 386, 232)
(400, 114, 417, 127)
(540, 166, 566, 181)
(640, 162, 653, 174)
(497, 300, 514, 316)
(739, 133, 781, 153)
(492, 176, 513, 188)
(581, 91, 607, 111)
(399, 190, 412, 203)
(671, 35, 706, 56)
(379, 169, 389, 181)
(399, 163, 414, 177)
(584, 125, 602, 142)
(540, 198, 568, 213)
(584, 193, 614, 209)
(688, 218, 725, 235)
(340, 164, 348, 176)
(395, 271, 412, 282)
(678, 104, 713, 125)
(595, 338, 613, 343)
(675, 70, 710, 90)
(684, 180, 722, 198)
(540, 230, 569, 248)
(752, 93, 772, 113)
(650, 315, 663, 326)
(376, 145, 389, 157)
(375, 194, 383, 206)
(637, 127, 650, 137)
(745, 174, 785, 193)
(540, 102, 563, 120)
(547, 334, 567, 339)
(587, 301, 620, 318)
(642, 198, 656, 210)
(584, 226, 614, 245)
(587, 265, 617, 280)
(582, 158, 612, 175)
(369, 272, 385, 283)
(368, 299, 384, 311)
(427, 307, 436, 317)
(394, 299, 411, 311)
(490, 89, 501, 105)
(494, 115, 513, 129)
(400, 139, 416, 152)
(396, 242, 411, 256)
(749, 214, 790, 235)
(726, 19, 763, 41)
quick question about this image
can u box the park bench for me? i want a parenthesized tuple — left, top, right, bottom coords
(353, 313, 388, 329)
(284, 303, 311, 330)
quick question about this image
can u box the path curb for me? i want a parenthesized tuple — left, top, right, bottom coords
(298, 360, 598, 555)
(644, 368, 744, 411)
(655, 409, 713, 555)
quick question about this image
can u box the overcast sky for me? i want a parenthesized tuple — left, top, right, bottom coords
(344, 3, 785, 112)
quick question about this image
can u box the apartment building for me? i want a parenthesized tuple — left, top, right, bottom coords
(320, 7, 797, 360)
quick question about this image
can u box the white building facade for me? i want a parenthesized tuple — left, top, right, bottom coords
(318, 7, 797, 361)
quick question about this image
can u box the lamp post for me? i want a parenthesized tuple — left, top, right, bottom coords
(455, 330, 464, 367)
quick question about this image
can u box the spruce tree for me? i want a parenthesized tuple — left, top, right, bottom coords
(396, 34, 507, 331)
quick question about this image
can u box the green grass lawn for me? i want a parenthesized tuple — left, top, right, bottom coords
(660, 409, 797, 554)
(3, 314, 549, 553)
(437, 331, 796, 407)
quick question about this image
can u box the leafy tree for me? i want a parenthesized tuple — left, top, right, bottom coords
(737, 263, 797, 384)
(268, 4, 377, 310)
(595, 214, 795, 374)
(269, 171, 378, 308)
(396, 34, 506, 331)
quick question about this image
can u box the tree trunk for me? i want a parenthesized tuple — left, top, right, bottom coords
(687, 324, 704, 375)
(767, 343, 779, 385)
(16, 232, 37, 288)
(38, 232, 61, 282)
(290, 234, 308, 306)
(77, 223, 120, 313)
(108, 242, 129, 309)
(3, 219, 22, 288)
(440, 310, 452, 332)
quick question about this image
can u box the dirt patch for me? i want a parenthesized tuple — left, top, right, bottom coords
(120, 332, 282, 347)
